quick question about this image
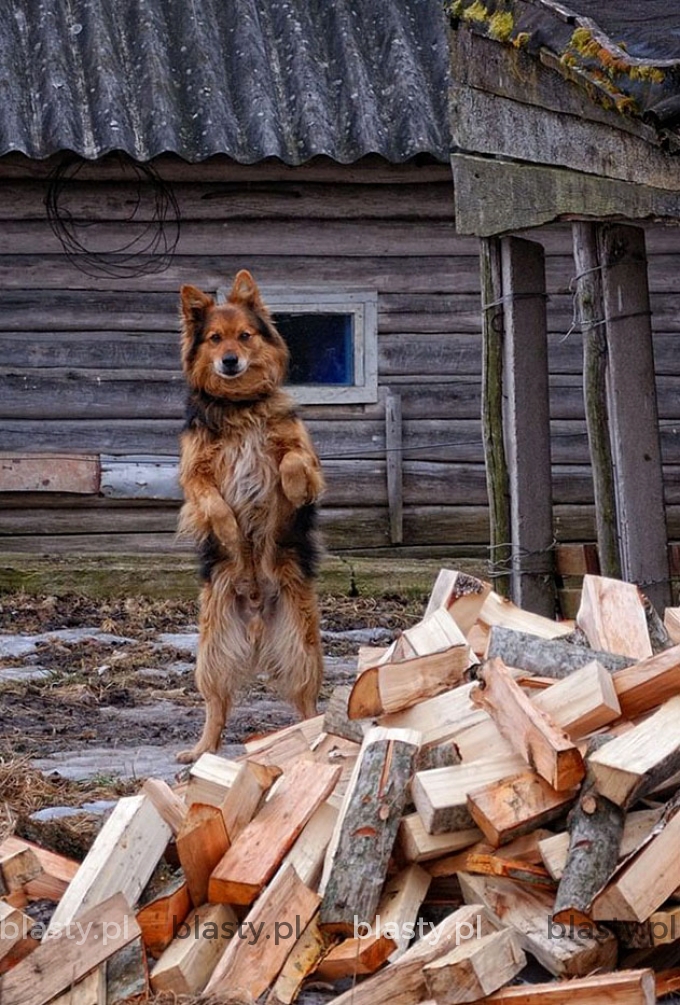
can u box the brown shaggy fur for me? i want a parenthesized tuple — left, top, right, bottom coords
(176, 270, 325, 763)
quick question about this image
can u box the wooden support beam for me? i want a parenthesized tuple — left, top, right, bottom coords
(480, 236, 511, 598)
(500, 235, 556, 618)
(385, 388, 403, 545)
(598, 223, 671, 612)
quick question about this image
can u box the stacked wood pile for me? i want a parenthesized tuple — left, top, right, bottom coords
(5, 571, 680, 1004)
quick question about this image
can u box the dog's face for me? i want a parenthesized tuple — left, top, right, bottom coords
(180, 271, 289, 400)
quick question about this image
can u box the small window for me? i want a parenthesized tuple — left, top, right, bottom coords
(217, 287, 378, 405)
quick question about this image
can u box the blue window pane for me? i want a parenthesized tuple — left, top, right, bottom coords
(274, 312, 354, 385)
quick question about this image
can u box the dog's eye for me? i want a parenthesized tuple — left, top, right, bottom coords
(238, 331, 252, 342)
(208, 333, 221, 344)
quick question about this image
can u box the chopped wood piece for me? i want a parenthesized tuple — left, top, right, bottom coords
(380, 682, 485, 747)
(323, 684, 371, 743)
(136, 873, 191, 958)
(185, 752, 240, 807)
(413, 753, 527, 834)
(0, 901, 38, 975)
(220, 758, 281, 840)
(398, 812, 482, 863)
(463, 853, 555, 890)
(664, 608, 680, 645)
(539, 809, 662, 882)
(358, 645, 389, 672)
(316, 864, 430, 980)
(612, 643, 680, 718)
(577, 575, 652, 660)
(348, 645, 475, 719)
(319, 727, 421, 934)
(281, 800, 338, 889)
(426, 832, 551, 879)
(142, 777, 189, 834)
(459, 873, 618, 977)
(532, 660, 621, 739)
(21, 843, 78, 902)
(209, 760, 340, 905)
(150, 903, 238, 994)
(47, 794, 171, 935)
(204, 864, 320, 1000)
(473, 659, 585, 791)
(642, 594, 674, 653)
(588, 696, 680, 807)
(272, 914, 336, 1004)
(176, 802, 230, 907)
(105, 935, 148, 1004)
(468, 771, 576, 847)
(485, 626, 633, 677)
(401, 606, 471, 656)
(592, 800, 680, 922)
(423, 928, 525, 1004)
(0, 838, 41, 892)
(245, 715, 325, 754)
(554, 738, 625, 927)
(325, 903, 498, 1005)
(49, 967, 106, 1005)
(477, 591, 573, 640)
(423, 570, 491, 629)
(312, 734, 360, 796)
(0, 893, 140, 1005)
(481, 968, 656, 1003)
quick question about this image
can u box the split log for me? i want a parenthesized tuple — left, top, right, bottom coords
(49, 968, 105, 1005)
(664, 608, 680, 645)
(176, 802, 230, 907)
(324, 903, 498, 1005)
(142, 778, 189, 834)
(553, 738, 625, 926)
(643, 594, 674, 653)
(209, 760, 340, 905)
(398, 812, 482, 863)
(0, 901, 38, 975)
(539, 809, 662, 882)
(459, 872, 618, 977)
(532, 660, 621, 739)
(611, 643, 680, 718)
(462, 853, 555, 890)
(577, 575, 652, 660)
(379, 682, 485, 747)
(21, 842, 78, 901)
(316, 864, 430, 980)
(592, 797, 680, 922)
(476, 590, 574, 640)
(348, 645, 475, 719)
(323, 684, 371, 743)
(412, 753, 527, 834)
(220, 758, 281, 840)
(244, 717, 323, 765)
(150, 903, 238, 994)
(272, 914, 336, 1004)
(472, 658, 585, 791)
(319, 727, 420, 934)
(587, 695, 680, 807)
(423, 928, 525, 1004)
(423, 569, 491, 629)
(47, 794, 171, 935)
(0, 838, 41, 892)
(105, 935, 148, 1004)
(281, 800, 338, 890)
(185, 753, 240, 807)
(468, 771, 577, 847)
(204, 864, 320, 1000)
(312, 734, 360, 797)
(480, 968, 656, 1004)
(136, 872, 191, 958)
(427, 831, 553, 879)
(0, 893, 140, 1005)
(400, 606, 471, 656)
(485, 626, 633, 677)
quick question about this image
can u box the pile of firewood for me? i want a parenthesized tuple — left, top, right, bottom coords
(4, 570, 680, 1004)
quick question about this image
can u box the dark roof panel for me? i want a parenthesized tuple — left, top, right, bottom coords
(569, 2, 680, 61)
(0, 0, 451, 164)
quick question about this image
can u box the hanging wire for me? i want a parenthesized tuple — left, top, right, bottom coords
(45, 154, 181, 279)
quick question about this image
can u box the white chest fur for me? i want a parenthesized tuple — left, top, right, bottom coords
(219, 425, 278, 515)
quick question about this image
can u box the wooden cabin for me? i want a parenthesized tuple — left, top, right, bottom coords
(2, 0, 680, 604)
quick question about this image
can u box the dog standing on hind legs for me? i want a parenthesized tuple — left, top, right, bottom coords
(175, 269, 325, 764)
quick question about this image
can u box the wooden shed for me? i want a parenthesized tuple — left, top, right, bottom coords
(2, 0, 680, 604)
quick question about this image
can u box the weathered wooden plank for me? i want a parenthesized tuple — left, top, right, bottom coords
(0, 453, 100, 493)
(501, 236, 556, 616)
(385, 389, 403, 544)
(599, 224, 671, 611)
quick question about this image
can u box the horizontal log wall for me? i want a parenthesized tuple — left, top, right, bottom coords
(0, 154, 680, 556)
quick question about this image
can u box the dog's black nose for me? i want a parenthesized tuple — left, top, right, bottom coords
(222, 352, 240, 374)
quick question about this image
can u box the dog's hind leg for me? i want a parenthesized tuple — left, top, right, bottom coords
(176, 574, 251, 763)
(260, 576, 323, 720)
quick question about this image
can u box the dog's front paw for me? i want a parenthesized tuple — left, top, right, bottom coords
(211, 503, 241, 551)
(280, 451, 317, 507)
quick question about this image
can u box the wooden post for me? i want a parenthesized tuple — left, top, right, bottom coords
(501, 236, 556, 618)
(572, 222, 621, 580)
(598, 224, 671, 612)
(385, 388, 403, 545)
(480, 236, 511, 597)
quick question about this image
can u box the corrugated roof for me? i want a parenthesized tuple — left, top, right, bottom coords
(569, 2, 680, 61)
(0, 0, 451, 164)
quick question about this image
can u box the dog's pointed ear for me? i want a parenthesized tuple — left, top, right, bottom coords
(180, 285, 214, 325)
(228, 270, 266, 313)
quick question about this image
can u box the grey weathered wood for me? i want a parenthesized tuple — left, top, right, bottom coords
(599, 224, 671, 611)
(451, 88, 680, 193)
(572, 222, 621, 579)
(385, 389, 403, 545)
(501, 236, 556, 617)
(480, 235, 510, 597)
(484, 627, 634, 678)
